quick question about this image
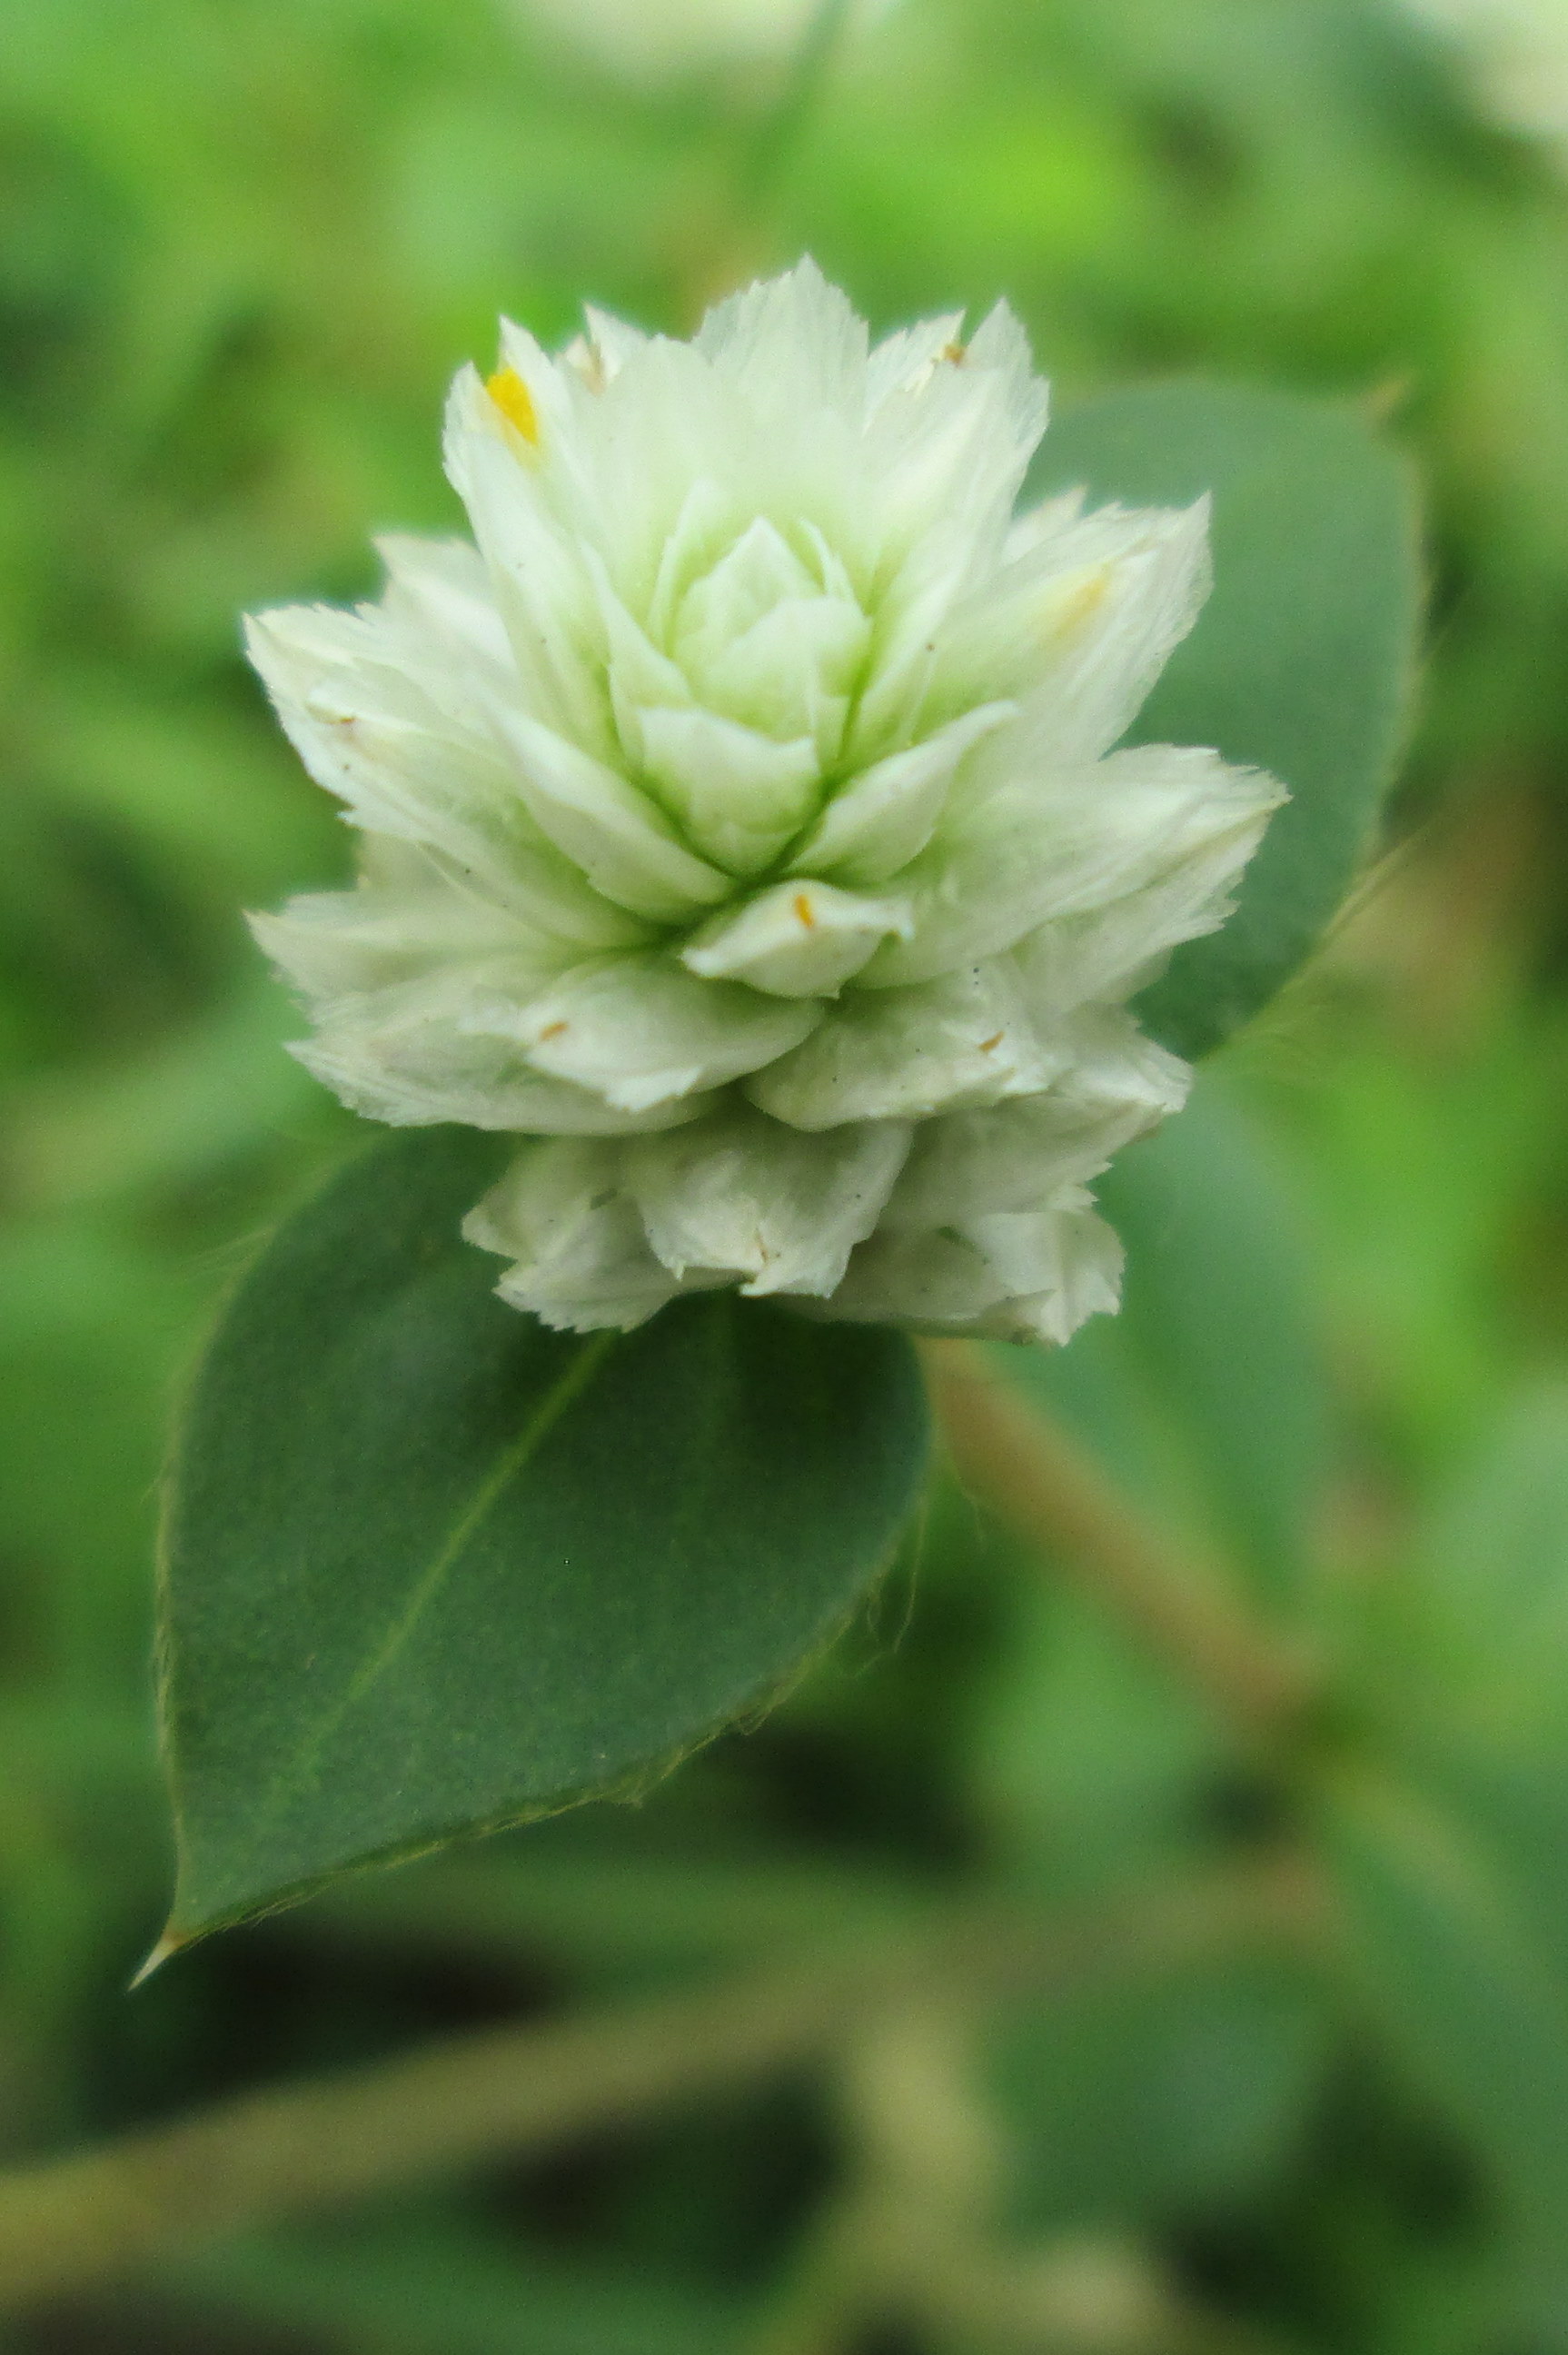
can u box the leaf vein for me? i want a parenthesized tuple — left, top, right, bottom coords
(261, 1327, 619, 1827)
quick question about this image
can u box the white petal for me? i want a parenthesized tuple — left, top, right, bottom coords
(647, 476, 746, 646)
(493, 317, 593, 448)
(690, 591, 869, 756)
(489, 949, 823, 1112)
(868, 745, 1285, 987)
(865, 311, 967, 413)
(584, 551, 693, 761)
(356, 833, 439, 891)
(1001, 487, 1086, 565)
(245, 586, 505, 739)
(694, 258, 869, 423)
(675, 516, 817, 647)
(1045, 1007, 1191, 1126)
(866, 318, 1047, 581)
(244, 599, 491, 760)
(881, 1048, 1184, 1232)
(868, 384, 1018, 582)
(494, 709, 733, 923)
(581, 304, 649, 383)
(788, 701, 1017, 885)
(373, 533, 513, 671)
(246, 607, 636, 944)
(253, 686, 507, 879)
(637, 706, 821, 874)
(822, 1227, 1011, 1327)
(681, 879, 912, 998)
(950, 499, 1212, 760)
(965, 301, 1051, 445)
(250, 882, 530, 1003)
(625, 1106, 911, 1299)
(745, 959, 1062, 1130)
(822, 1187, 1123, 1344)
(844, 564, 958, 764)
(464, 1139, 690, 1333)
(968, 1200, 1114, 1303)
(1012, 805, 1284, 1019)
(576, 339, 744, 604)
(289, 963, 709, 1134)
(444, 463, 617, 758)
(980, 1199, 1126, 1346)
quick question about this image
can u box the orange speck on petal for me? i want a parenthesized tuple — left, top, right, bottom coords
(792, 894, 817, 929)
(486, 366, 540, 445)
(978, 1032, 1004, 1053)
(537, 1019, 569, 1041)
(941, 340, 967, 364)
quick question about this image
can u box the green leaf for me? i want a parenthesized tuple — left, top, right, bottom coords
(1009, 1072, 1330, 1603)
(157, 1128, 928, 1945)
(1341, 1382, 1568, 1768)
(1033, 381, 1421, 1058)
(1315, 1759, 1568, 2288)
(988, 1953, 1331, 2228)
(968, 1577, 1228, 1893)
(165, 2219, 750, 2355)
(1411, 1382, 1568, 1746)
(1316, 1396, 1568, 2311)
(1095, 1078, 1329, 1596)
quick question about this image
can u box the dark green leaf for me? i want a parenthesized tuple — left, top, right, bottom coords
(1095, 1078, 1329, 1595)
(1411, 1382, 1568, 1746)
(969, 1578, 1227, 1892)
(1340, 1382, 1568, 1771)
(1009, 1073, 1330, 1603)
(988, 1953, 1331, 2226)
(165, 2219, 749, 2355)
(157, 1128, 928, 1944)
(1034, 381, 1421, 1058)
(1315, 1758, 1568, 2285)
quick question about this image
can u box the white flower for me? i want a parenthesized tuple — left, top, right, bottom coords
(247, 263, 1283, 1343)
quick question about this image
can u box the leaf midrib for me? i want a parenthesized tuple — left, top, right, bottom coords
(230, 1327, 619, 1843)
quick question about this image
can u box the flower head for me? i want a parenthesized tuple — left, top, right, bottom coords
(247, 263, 1283, 1342)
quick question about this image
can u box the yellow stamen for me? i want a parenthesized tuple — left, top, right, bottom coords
(486, 366, 540, 445)
(793, 893, 818, 929)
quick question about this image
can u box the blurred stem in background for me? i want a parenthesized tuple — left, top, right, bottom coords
(677, 0, 858, 315)
(0, 1354, 1330, 2329)
(0, 1858, 1321, 2320)
(740, 0, 858, 207)
(920, 1344, 1320, 1744)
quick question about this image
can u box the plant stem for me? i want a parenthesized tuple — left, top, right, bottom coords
(919, 1341, 1318, 1742)
(740, 0, 856, 204)
(0, 1863, 1319, 2313)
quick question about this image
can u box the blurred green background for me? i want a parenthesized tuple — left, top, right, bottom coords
(11, 0, 1568, 2347)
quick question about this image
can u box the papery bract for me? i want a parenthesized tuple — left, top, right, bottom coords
(247, 263, 1284, 1342)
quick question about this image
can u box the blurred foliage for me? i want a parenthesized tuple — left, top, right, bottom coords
(8, 0, 1568, 2349)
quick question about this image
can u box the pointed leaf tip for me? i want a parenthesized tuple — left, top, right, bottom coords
(130, 1933, 183, 1990)
(156, 1128, 929, 1939)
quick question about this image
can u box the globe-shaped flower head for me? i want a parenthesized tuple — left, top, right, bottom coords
(247, 263, 1284, 1340)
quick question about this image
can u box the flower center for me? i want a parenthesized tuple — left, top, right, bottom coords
(668, 516, 872, 763)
